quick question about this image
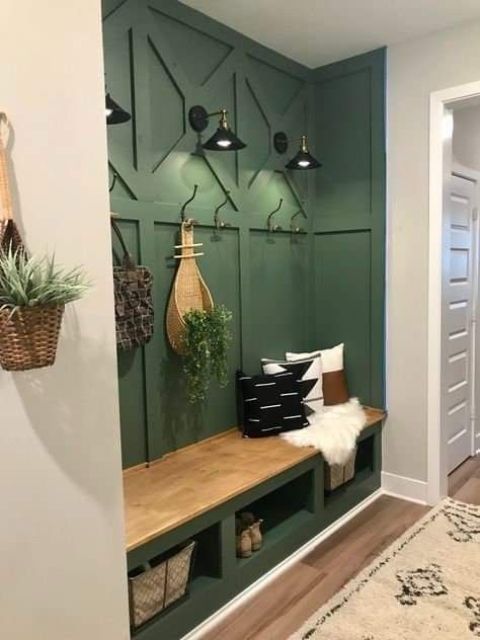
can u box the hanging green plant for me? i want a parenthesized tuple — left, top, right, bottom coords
(183, 305, 232, 403)
(0, 248, 89, 312)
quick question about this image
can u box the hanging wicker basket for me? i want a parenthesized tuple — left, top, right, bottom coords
(0, 305, 65, 371)
(166, 222, 213, 354)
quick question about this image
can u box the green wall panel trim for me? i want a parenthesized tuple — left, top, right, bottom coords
(105, 1, 386, 465)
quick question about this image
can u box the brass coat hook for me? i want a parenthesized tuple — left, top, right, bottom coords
(214, 190, 231, 230)
(267, 198, 284, 232)
(290, 207, 307, 233)
(180, 184, 199, 226)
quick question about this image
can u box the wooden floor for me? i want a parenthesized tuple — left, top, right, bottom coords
(201, 456, 480, 640)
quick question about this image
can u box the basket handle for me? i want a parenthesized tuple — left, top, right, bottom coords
(110, 217, 136, 270)
(0, 113, 14, 222)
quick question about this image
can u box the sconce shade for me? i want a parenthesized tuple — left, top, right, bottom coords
(285, 135, 322, 170)
(203, 127, 246, 151)
(285, 148, 322, 170)
(189, 105, 246, 151)
(105, 93, 131, 125)
(274, 132, 322, 170)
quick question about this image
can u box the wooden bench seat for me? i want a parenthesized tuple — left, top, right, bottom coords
(123, 407, 386, 552)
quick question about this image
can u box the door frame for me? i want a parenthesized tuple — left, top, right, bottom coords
(428, 81, 480, 504)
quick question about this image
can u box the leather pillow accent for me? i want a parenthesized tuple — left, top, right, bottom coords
(237, 367, 315, 438)
(322, 370, 349, 405)
(286, 343, 349, 406)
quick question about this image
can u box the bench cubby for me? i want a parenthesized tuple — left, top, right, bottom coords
(124, 408, 385, 639)
(235, 468, 315, 564)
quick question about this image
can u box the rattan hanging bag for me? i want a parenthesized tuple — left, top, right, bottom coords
(166, 222, 213, 354)
(111, 218, 154, 351)
(0, 114, 64, 371)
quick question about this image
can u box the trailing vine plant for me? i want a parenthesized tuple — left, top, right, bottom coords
(183, 305, 232, 403)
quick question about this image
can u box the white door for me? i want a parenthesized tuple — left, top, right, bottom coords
(442, 172, 477, 473)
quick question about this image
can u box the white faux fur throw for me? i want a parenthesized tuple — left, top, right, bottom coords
(280, 398, 366, 466)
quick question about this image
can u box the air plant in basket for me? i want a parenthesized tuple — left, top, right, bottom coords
(0, 247, 90, 371)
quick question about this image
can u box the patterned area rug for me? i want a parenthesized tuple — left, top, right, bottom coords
(291, 498, 480, 639)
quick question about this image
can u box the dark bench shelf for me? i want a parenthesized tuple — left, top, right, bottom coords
(124, 407, 385, 639)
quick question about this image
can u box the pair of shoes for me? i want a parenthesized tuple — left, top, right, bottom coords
(235, 512, 264, 558)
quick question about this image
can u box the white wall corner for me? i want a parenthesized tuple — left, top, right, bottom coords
(381, 471, 428, 505)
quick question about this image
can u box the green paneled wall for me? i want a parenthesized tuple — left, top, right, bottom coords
(104, 0, 385, 468)
(312, 50, 386, 408)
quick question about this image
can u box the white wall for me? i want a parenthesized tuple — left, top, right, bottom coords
(453, 104, 480, 171)
(386, 20, 480, 489)
(0, 2, 129, 638)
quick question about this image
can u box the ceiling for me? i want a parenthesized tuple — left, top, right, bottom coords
(180, 0, 480, 68)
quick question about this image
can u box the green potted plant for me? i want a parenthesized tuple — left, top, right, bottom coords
(0, 248, 89, 371)
(183, 305, 232, 402)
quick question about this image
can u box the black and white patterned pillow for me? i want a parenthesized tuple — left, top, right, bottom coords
(262, 356, 323, 422)
(237, 365, 316, 438)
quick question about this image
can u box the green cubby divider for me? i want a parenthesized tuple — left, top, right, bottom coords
(219, 515, 237, 578)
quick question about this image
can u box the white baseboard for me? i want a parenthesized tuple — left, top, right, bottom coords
(381, 471, 428, 505)
(183, 488, 383, 640)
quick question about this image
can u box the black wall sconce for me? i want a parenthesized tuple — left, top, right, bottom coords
(189, 106, 246, 151)
(274, 132, 321, 170)
(105, 93, 131, 125)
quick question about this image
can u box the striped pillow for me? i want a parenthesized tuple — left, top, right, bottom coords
(237, 366, 315, 438)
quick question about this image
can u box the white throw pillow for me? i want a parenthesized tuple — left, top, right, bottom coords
(286, 343, 343, 372)
(261, 355, 323, 422)
(286, 343, 349, 406)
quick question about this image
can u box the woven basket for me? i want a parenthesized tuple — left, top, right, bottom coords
(0, 305, 64, 371)
(324, 447, 357, 491)
(166, 222, 213, 354)
(128, 540, 196, 630)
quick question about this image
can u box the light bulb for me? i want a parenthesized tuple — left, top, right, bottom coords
(298, 160, 311, 167)
(217, 139, 232, 148)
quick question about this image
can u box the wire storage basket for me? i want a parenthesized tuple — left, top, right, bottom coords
(166, 222, 213, 354)
(128, 540, 197, 631)
(0, 305, 64, 371)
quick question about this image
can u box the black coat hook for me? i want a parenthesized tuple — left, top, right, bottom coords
(214, 190, 231, 230)
(267, 198, 284, 232)
(180, 184, 199, 223)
